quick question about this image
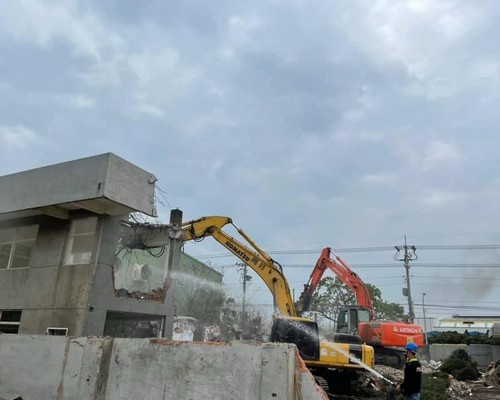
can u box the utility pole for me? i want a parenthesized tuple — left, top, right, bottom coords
(422, 292, 428, 345)
(394, 236, 418, 323)
(237, 262, 252, 336)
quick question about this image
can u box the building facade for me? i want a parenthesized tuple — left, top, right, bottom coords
(0, 153, 191, 338)
(431, 315, 500, 335)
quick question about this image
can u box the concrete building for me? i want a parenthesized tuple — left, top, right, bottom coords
(0, 153, 187, 338)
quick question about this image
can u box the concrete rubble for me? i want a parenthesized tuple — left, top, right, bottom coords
(482, 361, 500, 387)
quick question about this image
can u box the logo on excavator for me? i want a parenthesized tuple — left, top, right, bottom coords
(395, 327, 420, 334)
(225, 241, 251, 262)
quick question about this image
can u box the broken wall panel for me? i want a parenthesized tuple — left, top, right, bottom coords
(113, 247, 171, 302)
(113, 222, 177, 302)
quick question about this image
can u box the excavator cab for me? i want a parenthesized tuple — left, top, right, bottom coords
(337, 306, 371, 335)
(270, 317, 320, 361)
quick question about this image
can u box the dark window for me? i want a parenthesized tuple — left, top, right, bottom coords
(0, 310, 22, 334)
(47, 327, 68, 336)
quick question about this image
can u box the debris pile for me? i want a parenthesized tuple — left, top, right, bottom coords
(482, 361, 500, 387)
(114, 287, 166, 302)
(376, 363, 473, 398)
(371, 360, 500, 400)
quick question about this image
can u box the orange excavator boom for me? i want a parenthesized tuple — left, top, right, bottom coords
(297, 247, 374, 319)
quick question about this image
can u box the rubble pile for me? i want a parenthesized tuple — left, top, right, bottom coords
(371, 360, 500, 400)
(482, 361, 500, 387)
(447, 379, 473, 399)
(114, 287, 166, 302)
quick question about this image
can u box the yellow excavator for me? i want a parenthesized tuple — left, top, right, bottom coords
(182, 216, 375, 395)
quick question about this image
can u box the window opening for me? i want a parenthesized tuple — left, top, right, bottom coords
(0, 225, 38, 269)
(64, 217, 98, 265)
(113, 221, 172, 302)
(0, 310, 22, 334)
(46, 327, 68, 336)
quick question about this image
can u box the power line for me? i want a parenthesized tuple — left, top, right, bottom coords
(407, 275, 500, 281)
(226, 302, 500, 312)
(189, 243, 500, 259)
(420, 299, 500, 304)
(277, 263, 500, 269)
(417, 244, 500, 250)
(215, 262, 500, 269)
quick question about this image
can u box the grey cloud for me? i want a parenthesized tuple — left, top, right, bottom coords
(1, 0, 500, 317)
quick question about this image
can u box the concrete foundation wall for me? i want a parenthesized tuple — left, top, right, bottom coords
(468, 344, 494, 369)
(0, 335, 112, 400)
(428, 344, 467, 361)
(0, 335, 327, 400)
(425, 344, 500, 369)
(492, 345, 500, 362)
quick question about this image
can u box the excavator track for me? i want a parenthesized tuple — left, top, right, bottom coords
(374, 346, 406, 369)
(313, 375, 330, 394)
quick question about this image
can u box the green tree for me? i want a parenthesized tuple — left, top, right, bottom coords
(306, 276, 406, 325)
(368, 283, 406, 321)
(305, 276, 353, 323)
(439, 349, 480, 381)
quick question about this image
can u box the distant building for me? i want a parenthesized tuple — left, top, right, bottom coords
(431, 315, 500, 335)
(490, 323, 500, 338)
(0, 153, 220, 338)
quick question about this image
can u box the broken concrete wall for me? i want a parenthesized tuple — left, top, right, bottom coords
(0, 335, 326, 400)
(107, 339, 294, 400)
(84, 214, 182, 337)
(0, 335, 112, 400)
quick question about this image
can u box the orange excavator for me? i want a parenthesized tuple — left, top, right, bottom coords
(297, 247, 424, 368)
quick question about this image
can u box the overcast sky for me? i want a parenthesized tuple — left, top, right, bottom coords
(1, 0, 500, 324)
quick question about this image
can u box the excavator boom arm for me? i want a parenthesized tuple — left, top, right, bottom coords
(182, 218, 376, 384)
(296, 248, 330, 313)
(182, 216, 296, 316)
(331, 251, 374, 315)
(298, 247, 375, 318)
